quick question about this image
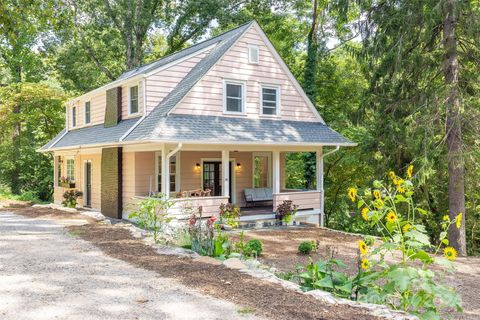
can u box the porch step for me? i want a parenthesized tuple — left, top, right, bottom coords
(237, 218, 306, 230)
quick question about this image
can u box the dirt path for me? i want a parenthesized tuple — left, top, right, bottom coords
(0, 211, 258, 320)
(3, 206, 382, 320)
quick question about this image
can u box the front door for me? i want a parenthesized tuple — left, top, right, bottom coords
(84, 161, 92, 207)
(203, 161, 232, 202)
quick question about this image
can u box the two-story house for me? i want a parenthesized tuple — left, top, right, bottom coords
(40, 21, 355, 225)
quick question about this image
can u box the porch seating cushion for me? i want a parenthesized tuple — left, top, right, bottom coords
(244, 188, 273, 203)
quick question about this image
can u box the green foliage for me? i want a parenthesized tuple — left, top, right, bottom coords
(275, 200, 298, 223)
(298, 240, 317, 254)
(219, 203, 241, 228)
(244, 239, 263, 257)
(62, 190, 82, 208)
(128, 195, 174, 243)
(363, 235, 375, 247)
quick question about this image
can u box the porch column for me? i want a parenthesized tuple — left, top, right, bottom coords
(316, 148, 324, 227)
(53, 154, 58, 187)
(161, 145, 169, 198)
(222, 150, 230, 199)
(272, 151, 280, 194)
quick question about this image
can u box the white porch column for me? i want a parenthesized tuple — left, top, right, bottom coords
(316, 148, 324, 227)
(272, 151, 280, 194)
(53, 154, 58, 187)
(161, 144, 169, 198)
(222, 150, 230, 199)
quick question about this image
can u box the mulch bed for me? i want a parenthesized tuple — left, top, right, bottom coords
(6, 204, 382, 320)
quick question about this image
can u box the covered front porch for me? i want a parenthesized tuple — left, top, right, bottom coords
(124, 143, 329, 226)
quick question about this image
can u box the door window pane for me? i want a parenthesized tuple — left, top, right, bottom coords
(157, 155, 176, 192)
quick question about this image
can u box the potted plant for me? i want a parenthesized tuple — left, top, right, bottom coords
(59, 176, 75, 188)
(62, 189, 82, 208)
(275, 200, 298, 225)
(218, 203, 241, 229)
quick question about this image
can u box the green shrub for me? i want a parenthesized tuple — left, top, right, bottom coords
(363, 235, 375, 246)
(244, 239, 263, 257)
(62, 190, 82, 208)
(298, 240, 317, 254)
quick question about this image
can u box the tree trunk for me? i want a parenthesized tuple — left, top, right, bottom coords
(11, 65, 22, 194)
(443, 0, 466, 255)
(304, 0, 320, 102)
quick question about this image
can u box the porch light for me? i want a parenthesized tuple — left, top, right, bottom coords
(236, 163, 241, 168)
(195, 163, 201, 171)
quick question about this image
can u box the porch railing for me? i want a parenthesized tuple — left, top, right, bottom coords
(273, 190, 322, 213)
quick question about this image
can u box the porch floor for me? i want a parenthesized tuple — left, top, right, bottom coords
(240, 206, 274, 216)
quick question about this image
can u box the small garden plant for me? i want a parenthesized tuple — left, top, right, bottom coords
(219, 203, 241, 228)
(276, 200, 298, 224)
(244, 239, 263, 257)
(298, 240, 318, 254)
(62, 189, 82, 208)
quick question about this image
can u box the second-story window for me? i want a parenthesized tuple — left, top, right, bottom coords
(129, 85, 139, 114)
(72, 106, 77, 127)
(224, 81, 244, 113)
(85, 101, 91, 124)
(261, 85, 279, 116)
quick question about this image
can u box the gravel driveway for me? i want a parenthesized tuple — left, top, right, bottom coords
(0, 211, 258, 320)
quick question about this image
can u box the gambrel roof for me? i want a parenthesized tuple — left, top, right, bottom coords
(41, 21, 354, 151)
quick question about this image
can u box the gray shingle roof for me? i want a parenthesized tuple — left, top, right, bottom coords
(124, 114, 354, 145)
(41, 118, 139, 150)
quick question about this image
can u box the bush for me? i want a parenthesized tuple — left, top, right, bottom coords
(219, 203, 240, 228)
(298, 240, 317, 254)
(276, 200, 298, 223)
(244, 239, 263, 257)
(363, 235, 375, 246)
(62, 189, 82, 208)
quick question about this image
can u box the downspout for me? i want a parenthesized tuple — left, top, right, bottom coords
(164, 143, 182, 198)
(319, 145, 340, 227)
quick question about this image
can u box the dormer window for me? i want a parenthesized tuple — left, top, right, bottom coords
(84, 101, 91, 124)
(248, 45, 259, 64)
(224, 80, 245, 114)
(129, 85, 139, 114)
(261, 85, 280, 116)
(72, 106, 77, 127)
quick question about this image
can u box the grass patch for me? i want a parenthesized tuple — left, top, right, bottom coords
(67, 230, 83, 237)
(0, 186, 47, 204)
(237, 307, 256, 315)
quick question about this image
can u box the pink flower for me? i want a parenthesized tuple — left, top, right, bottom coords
(207, 215, 217, 226)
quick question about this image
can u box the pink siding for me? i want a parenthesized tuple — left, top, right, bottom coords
(273, 191, 322, 211)
(145, 51, 210, 114)
(122, 151, 156, 213)
(171, 26, 320, 122)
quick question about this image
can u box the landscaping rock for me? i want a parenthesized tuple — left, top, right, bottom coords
(195, 256, 222, 265)
(79, 210, 105, 221)
(33, 203, 77, 213)
(306, 290, 338, 304)
(223, 257, 247, 270)
(154, 245, 199, 258)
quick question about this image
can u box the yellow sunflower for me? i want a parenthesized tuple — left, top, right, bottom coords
(386, 211, 397, 223)
(361, 207, 370, 221)
(402, 223, 412, 233)
(388, 171, 396, 181)
(374, 199, 384, 209)
(358, 240, 368, 255)
(373, 190, 381, 200)
(348, 188, 357, 202)
(456, 213, 462, 229)
(361, 258, 370, 270)
(442, 215, 450, 222)
(407, 165, 414, 179)
(444, 247, 457, 261)
(397, 185, 406, 193)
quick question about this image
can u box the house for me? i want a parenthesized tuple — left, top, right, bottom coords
(40, 21, 355, 226)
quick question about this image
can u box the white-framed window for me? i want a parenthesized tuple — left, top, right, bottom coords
(260, 85, 280, 116)
(84, 101, 91, 124)
(248, 44, 259, 64)
(66, 158, 75, 182)
(129, 85, 139, 114)
(71, 106, 77, 127)
(223, 80, 245, 114)
(252, 152, 271, 188)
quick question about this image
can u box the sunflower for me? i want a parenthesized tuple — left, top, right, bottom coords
(444, 247, 458, 261)
(358, 240, 368, 255)
(386, 211, 397, 223)
(397, 185, 406, 193)
(361, 207, 370, 221)
(348, 187, 357, 202)
(374, 199, 384, 209)
(402, 223, 412, 233)
(407, 165, 414, 179)
(361, 258, 370, 270)
(388, 171, 396, 181)
(373, 189, 381, 200)
(456, 213, 462, 229)
(442, 215, 450, 222)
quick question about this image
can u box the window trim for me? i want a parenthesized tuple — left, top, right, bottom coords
(71, 106, 77, 127)
(84, 101, 91, 125)
(128, 85, 139, 115)
(247, 44, 259, 64)
(252, 152, 272, 188)
(259, 84, 281, 117)
(154, 151, 180, 193)
(223, 79, 246, 115)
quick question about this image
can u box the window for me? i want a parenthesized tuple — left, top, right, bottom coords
(56, 156, 62, 186)
(261, 86, 279, 115)
(224, 81, 244, 113)
(84, 101, 91, 124)
(248, 45, 259, 64)
(157, 154, 177, 192)
(253, 153, 270, 188)
(66, 159, 75, 182)
(72, 106, 77, 127)
(129, 85, 139, 114)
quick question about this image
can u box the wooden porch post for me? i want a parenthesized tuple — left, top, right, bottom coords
(316, 148, 324, 227)
(272, 151, 280, 194)
(222, 150, 230, 199)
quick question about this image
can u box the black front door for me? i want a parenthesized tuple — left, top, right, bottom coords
(203, 162, 221, 196)
(85, 161, 92, 207)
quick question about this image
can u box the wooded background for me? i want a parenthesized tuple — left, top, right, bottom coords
(0, 0, 478, 255)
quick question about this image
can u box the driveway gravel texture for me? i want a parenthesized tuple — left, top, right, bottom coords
(0, 211, 257, 320)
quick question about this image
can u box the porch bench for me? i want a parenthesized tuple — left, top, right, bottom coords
(244, 188, 273, 206)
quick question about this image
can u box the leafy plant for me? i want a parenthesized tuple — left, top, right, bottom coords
(62, 189, 82, 208)
(298, 240, 317, 254)
(244, 239, 263, 257)
(128, 195, 174, 243)
(219, 203, 241, 228)
(276, 200, 298, 223)
(187, 207, 216, 256)
(363, 235, 375, 246)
